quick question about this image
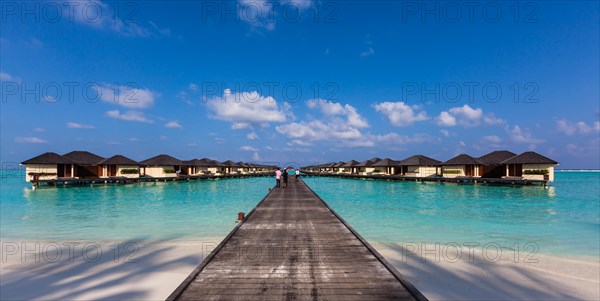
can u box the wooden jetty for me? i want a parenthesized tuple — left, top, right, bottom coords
(167, 177, 427, 301)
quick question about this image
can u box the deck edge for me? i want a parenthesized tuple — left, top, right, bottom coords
(300, 179, 430, 301)
(165, 185, 276, 301)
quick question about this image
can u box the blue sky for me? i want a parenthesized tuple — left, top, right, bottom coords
(1, 0, 599, 168)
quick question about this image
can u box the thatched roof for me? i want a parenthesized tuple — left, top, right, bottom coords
(442, 154, 481, 165)
(501, 152, 558, 164)
(22, 152, 77, 165)
(98, 155, 138, 165)
(63, 151, 104, 165)
(399, 155, 441, 166)
(141, 154, 183, 166)
(477, 151, 517, 165)
(372, 158, 401, 167)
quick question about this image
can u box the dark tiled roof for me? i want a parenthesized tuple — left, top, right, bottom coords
(442, 154, 481, 165)
(372, 158, 401, 167)
(221, 160, 240, 167)
(141, 154, 183, 166)
(63, 151, 104, 165)
(22, 152, 77, 164)
(342, 160, 360, 167)
(356, 157, 382, 167)
(98, 155, 139, 165)
(399, 155, 441, 166)
(501, 152, 558, 165)
(477, 150, 517, 165)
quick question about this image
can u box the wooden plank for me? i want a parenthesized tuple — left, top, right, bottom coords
(167, 177, 427, 301)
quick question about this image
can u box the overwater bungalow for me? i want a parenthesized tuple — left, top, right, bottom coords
(501, 151, 558, 182)
(441, 154, 482, 178)
(397, 155, 441, 177)
(98, 155, 140, 178)
(21, 152, 77, 182)
(63, 150, 105, 179)
(476, 150, 517, 178)
(140, 154, 183, 178)
(356, 157, 382, 175)
(183, 158, 217, 176)
(341, 160, 360, 174)
(220, 160, 240, 174)
(372, 158, 401, 175)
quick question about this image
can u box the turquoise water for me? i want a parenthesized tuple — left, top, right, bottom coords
(303, 172, 600, 257)
(1, 172, 599, 257)
(0, 176, 273, 240)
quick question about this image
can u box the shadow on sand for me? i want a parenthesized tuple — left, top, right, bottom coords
(380, 242, 588, 301)
(1, 237, 205, 301)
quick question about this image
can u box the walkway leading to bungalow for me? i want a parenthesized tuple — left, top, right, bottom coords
(167, 177, 426, 301)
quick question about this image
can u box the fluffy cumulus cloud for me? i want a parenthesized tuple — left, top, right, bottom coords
(105, 110, 153, 123)
(96, 84, 157, 109)
(67, 122, 95, 129)
(306, 99, 369, 128)
(206, 89, 291, 129)
(246, 132, 259, 140)
(15, 137, 47, 144)
(557, 119, 600, 135)
(509, 125, 544, 145)
(436, 105, 505, 127)
(373, 101, 428, 126)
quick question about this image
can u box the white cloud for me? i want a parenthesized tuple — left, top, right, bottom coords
(252, 152, 261, 161)
(67, 0, 170, 37)
(33, 127, 46, 133)
(96, 84, 157, 109)
(509, 125, 544, 144)
(241, 145, 258, 151)
(16, 137, 47, 144)
(206, 90, 290, 128)
(436, 105, 504, 127)
(67, 122, 95, 129)
(165, 121, 182, 128)
(482, 135, 502, 144)
(373, 101, 428, 126)
(436, 111, 457, 126)
(360, 47, 375, 57)
(105, 110, 153, 123)
(0, 71, 18, 82)
(557, 119, 600, 135)
(306, 99, 369, 128)
(238, 0, 276, 31)
(246, 132, 259, 140)
(276, 120, 362, 141)
(440, 129, 450, 137)
(188, 83, 198, 91)
(288, 139, 312, 146)
(281, 0, 313, 9)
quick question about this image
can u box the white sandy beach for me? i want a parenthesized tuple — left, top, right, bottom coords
(1, 239, 598, 300)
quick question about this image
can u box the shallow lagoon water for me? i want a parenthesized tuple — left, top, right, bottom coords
(1, 172, 598, 257)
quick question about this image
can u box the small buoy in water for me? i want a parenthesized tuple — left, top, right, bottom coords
(268, 188, 272, 192)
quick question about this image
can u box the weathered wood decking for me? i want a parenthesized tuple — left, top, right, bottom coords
(167, 177, 427, 301)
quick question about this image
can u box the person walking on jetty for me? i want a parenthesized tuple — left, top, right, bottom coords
(282, 169, 289, 188)
(295, 169, 300, 182)
(275, 168, 281, 188)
